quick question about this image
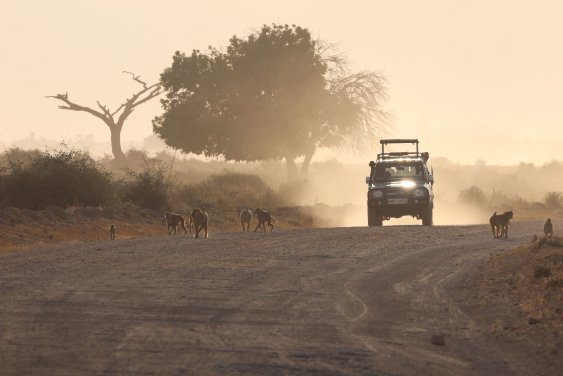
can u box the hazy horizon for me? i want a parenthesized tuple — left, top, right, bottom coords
(3, 131, 562, 167)
(1, 1, 562, 166)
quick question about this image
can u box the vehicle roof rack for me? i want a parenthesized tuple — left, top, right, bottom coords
(377, 152, 421, 161)
(380, 139, 419, 145)
(379, 139, 419, 158)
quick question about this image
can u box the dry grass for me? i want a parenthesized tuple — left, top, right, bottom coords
(0, 211, 163, 254)
(476, 236, 563, 340)
(0, 206, 320, 254)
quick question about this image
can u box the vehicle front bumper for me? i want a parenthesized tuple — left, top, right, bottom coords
(367, 198, 432, 218)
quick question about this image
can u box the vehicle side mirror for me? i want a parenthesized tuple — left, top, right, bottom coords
(428, 174, 434, 184)
(366, 176, 370, 185)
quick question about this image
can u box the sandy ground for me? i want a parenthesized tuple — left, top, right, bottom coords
(1, 221, 561, 375)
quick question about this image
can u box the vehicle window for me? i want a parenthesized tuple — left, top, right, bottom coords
(375, 164, 424, 180)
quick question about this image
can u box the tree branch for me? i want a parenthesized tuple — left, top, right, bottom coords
(96, 101, 112, 119)
(131, 84, 162, 109)
(45, 93, 109, 123)
(111, 103, 126, 117)
(47, 73, 162, 130)
(123, 71, 147, 89)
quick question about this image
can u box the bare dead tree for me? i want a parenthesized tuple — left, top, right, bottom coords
(46, 72, 162, 163)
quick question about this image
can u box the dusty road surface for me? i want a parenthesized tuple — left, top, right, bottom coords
(0, 222, 557, 375)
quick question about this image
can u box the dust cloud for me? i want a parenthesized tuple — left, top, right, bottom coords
(156, 154, 563, 227)
(3, 140, 561, 228)
(282, 156, 563, 227)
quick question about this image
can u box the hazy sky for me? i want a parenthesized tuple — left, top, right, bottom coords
(1, 0, 562, 165)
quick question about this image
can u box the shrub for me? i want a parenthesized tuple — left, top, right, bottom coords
(259, 187, 283, 209)
(120, 159, 173, 210)
(0, 145, 114, 210)
(206, 173, 269, 193)
(544, 191, 563, 208)
(168, 173, 278, 212)
(534, 265, 551, 279)
(489, 189, 528, 209)
(458, 186, 487, 206)
(533, 235, 563, 250)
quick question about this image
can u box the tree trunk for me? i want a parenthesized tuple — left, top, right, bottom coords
(285, 156, 299, 183)
(300, 151, 315, 179)
(109, 125, 127, 163)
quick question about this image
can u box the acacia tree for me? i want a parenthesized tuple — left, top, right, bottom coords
(46, 72, 162, 164)
(153, 24, 390, 181)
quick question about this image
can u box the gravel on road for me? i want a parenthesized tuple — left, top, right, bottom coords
(0, 221, 558, 375)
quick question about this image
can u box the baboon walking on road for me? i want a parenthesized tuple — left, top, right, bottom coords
(544, 218, 553, 237)
(109, 225, 116, 240)
(240, 206, 252, 231)
(165, 211, 189, 235)
(254, 208, 275, 232)
(191, 208, 208, 238)
(490, 211, 513, 238)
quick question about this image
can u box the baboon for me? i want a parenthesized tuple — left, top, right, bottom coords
(254, 208, 275, 232)
(164, 211, 189, 235)
(489, 211, 513, 238)
(240, 206, 252, 231)
(191, 208, 208, 238)
(109, 224, 116, 240)
(544, 218, 553, 237)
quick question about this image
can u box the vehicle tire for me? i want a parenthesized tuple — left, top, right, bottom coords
(368, 206, 383, 226)
(422, 205, 433, 226)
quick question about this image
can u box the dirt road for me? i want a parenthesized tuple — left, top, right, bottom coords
(0, 222, 557, 375)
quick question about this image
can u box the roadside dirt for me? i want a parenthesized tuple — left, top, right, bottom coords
(0, 206, 313, 254)
(454, 237, 563, 373)
(1, 221, 561, 375)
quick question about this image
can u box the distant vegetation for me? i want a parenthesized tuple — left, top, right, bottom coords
(2, 146, 563, 225)
(449, 157, 563, 222)
(0, 145, 173, 211)
(0, 145, 298, 214)
(0, 145, 115, 210)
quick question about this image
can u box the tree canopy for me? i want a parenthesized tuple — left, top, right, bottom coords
(153, 24, 390, 181)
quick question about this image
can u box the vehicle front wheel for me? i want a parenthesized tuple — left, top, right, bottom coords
(422, 205, 433, 226)
(368, 206, 383, 226)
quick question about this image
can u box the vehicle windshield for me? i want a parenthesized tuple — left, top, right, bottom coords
(374, 163, 424, 181)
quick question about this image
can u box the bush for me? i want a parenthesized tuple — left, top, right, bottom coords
(544, 191, 562, 208)
(533, 235, 563, 250)
(534, 265, 552, 279)
(458, 186, 487, 206)
(489, 189, 528, 209)
(0, 145, 115, 210)
(206, 173, 269, 193)
(120, 159, 173, 210)
(169, 172, 282, 212)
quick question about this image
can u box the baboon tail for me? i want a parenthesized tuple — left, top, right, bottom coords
(246, 205, 248, 210)
(272, 216, 276, 222)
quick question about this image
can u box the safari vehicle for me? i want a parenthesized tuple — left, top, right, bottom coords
(366, 139, 434, 226)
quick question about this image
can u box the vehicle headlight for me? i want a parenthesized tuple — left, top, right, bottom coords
(414, 189, 426, 197)
(371, 190, 383, 198)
